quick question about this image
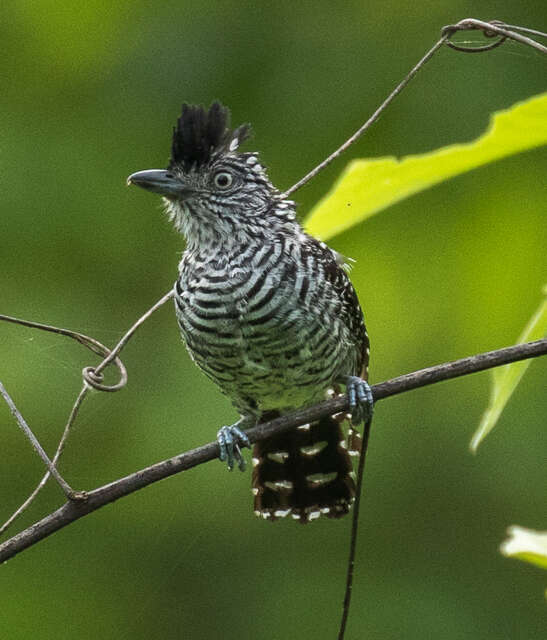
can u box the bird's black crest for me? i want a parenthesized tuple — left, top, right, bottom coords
(169, 102, 251, 171)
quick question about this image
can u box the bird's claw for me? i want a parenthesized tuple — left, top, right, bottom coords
(346, 376, 374, 425)
(217, 424, 251, 471)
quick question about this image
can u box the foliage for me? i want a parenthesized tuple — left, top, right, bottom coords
(305, 94, 547, 240)
(306, 93, 547, 456)
(501, 526, 547, 571)
(472, 285, 547, 451)
(501, 525, 547, 599)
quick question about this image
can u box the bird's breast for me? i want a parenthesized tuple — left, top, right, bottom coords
(173, 243, 357, 411)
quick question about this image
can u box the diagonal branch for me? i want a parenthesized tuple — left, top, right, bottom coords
(0, 381, 75, 496)
(0, 290, 174, 534)
(0, 385, 89, 537)
(281, 18, 547, 198)
(1, 337, 545, 564)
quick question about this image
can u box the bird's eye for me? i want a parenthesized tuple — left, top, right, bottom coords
(213, 171, 233, 189)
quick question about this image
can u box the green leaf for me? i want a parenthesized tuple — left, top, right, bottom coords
(304, 93, 547, 240)
(500, 526, 547, 571)
(470, 285, 547, 452)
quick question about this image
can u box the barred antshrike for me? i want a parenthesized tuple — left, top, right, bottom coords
(128, 102, 373, 523)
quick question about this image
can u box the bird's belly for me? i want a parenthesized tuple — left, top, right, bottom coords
(176, 294, 345, 412)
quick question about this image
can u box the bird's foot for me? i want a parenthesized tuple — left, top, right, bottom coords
(345, 376, 374, 425)
(217, 420, 251, 471)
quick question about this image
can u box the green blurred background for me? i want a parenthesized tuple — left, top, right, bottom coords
(1, 1, 546, 638)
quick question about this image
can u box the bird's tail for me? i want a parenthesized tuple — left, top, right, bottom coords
(252, 411, 361, 523)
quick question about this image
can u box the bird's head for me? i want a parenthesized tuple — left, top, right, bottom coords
(128, 102, 291, 248)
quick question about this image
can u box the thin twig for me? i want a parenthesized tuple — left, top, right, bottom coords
(0, 385, 89, 536)
(83, 288, 174, 390)
(0, 313, 127, 390)
(338, 415, 373, 640)
(502, 24, 547, 39)
(0, 291, 174, 531)
(1, 337, 545, 563)
(0, 381, 75, 497)
(281, 35, 448, 198)
(443, 19, 547, 54)
(281, 18, 546, 199)
(0, 290, 173, 393)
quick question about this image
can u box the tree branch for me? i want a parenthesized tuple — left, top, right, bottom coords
(0, 291, 174, 534)
(0, 382, 75, 497)
(1, 338, 545, 564)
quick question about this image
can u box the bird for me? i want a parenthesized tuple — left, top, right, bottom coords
(128, 102, 373, 523)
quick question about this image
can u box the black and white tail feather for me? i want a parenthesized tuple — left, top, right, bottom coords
(253, 400, 363, 523)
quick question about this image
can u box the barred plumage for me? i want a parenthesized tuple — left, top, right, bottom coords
(129, 102, 371, 523)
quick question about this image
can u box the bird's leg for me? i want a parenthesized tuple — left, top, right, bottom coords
(217, 417, 253, 471)
(342, 376, 374, 425)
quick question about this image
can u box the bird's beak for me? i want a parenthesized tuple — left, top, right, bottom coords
(126, 169, 184, 198)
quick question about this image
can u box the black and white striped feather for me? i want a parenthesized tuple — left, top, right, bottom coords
(167, 103, 370, 522)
